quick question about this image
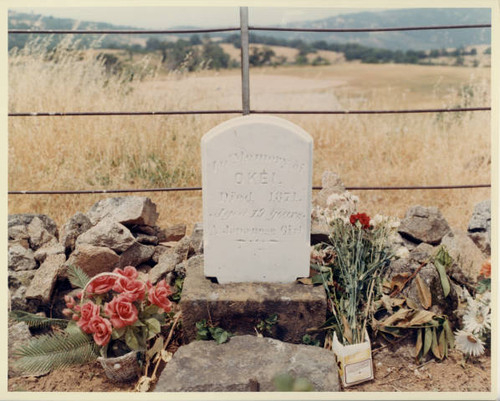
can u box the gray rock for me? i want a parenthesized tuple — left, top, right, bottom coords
(151, 245, 171, 263)
(188, 223, 203, 256)
(86, 196, 159, 226)
(164, 223, 187, 242)
(441, 229, 485, 283)
(27, 217, 57, 250)
(10, 286, 37, 313)
(174, 236, 191, 261)
(8, 322, 35, 378)
(467, 200, 491, 256)
(34, 242, 65, 263)
(148, 253, 183, 284)
(154, 335, 340, 392)
(59, 212, 92, 252)
(63, 244, 119, 278)
(8, 214, 59, 238)
(118, 242, 155, 268)
(310, 219, 330, 245)
(8, 224, 30, 248)
(388, 246, 458, 316)
(76, 218, 136, 253)
(9, 270, 36, 290)
(134, 233, 159, 245)
(398, 205, 451, 245)
(25, 254, 66, 304)
(313, 171, 346, 209)
(8, 245, 37, 271)
(180, 256, 327, 345)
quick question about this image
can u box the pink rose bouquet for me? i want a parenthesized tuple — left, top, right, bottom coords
(64, 265, 173, 357)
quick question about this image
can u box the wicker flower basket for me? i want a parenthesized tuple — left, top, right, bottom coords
(97, 350, 141, 382)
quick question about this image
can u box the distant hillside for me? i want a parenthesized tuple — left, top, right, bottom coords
(8, 8, 491, 54)
(275, 8, 491, 50)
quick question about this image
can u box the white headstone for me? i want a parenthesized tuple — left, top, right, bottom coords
(202, 115, 313, 283)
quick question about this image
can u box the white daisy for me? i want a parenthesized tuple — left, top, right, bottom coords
(463, 297, 491, 335)
(455, 330, 485, 357)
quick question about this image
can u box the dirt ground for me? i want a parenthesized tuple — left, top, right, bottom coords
(8, 338, 491, 393)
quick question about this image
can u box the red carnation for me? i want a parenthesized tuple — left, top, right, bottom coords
(350, 213, 371, 229)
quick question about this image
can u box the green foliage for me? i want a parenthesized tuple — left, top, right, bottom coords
(171, 277, 184, 302)
(14, 329, 99, 374)
(195, 319, 233, 344)
(256, 313, 278, 335)
(9, 310, 69, 329)
(433, 246, 452, 297)
(302, 334, 320, 347)
(273, 373, 315, 391)
(67, 264, 90, 289)
(319, 218, 393, 344)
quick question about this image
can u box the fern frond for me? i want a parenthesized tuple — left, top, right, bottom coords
(14, 330, 99, 374)
(9, 310, 69, 329)
(67, 264, 90, 289)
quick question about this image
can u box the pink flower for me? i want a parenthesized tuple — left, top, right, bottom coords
(86, 275, 117, 294)
(114, 277, 146, 302)
(113, 266, 138, 280)
(148, 280, 173, 312)
(62, 308, 73, 317)
(64, 295, 76, 309)
(104, 295, 139, 329)
(76, 301, 100, 333)
(88, 315, 112, 346)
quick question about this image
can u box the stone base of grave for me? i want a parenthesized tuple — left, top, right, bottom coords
(154, 335, 340, 392)
(180, 255, 327, 344)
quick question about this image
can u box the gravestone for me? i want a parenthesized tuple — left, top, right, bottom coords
(202, 115, 312, 283)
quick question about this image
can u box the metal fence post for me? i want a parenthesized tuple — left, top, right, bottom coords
(240, 7, 250, 116)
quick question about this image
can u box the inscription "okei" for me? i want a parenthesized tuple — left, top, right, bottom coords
(234, 170, 281, 185)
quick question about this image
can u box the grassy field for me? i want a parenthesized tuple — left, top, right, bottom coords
(8, 42, 491, 233)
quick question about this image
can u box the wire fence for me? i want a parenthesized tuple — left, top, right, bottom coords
(7, 8, 492, 195)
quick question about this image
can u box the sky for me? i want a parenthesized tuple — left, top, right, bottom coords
(10, 6, 382, 29)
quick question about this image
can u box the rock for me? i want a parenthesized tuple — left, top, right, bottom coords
(188, 222, 203, 256)
(63, 245, 119, 278)
(8, 322, 34, 377)
(118, 242, 155, 268)
(314, 171, 346, 209)
(148, 253, 183, 284)
(441, 229, 485, 283)
(9, 270, 37, 312)
(8, 245, 37, 271)
(154, 335, 340, 392)
(164, 223, 187, 242)
(33, 242, 65, 263)
(9, 214, 59, 238)
(388, 246, 458, 316)
(134, 233, 159, 245)
(467, 200, 491, 256)
(310, 219, 330, 245)
(86, 196, 159, 226)
(59, 212, 92, 252)
(25, 254, 66, 304)
(398, 206, 451, 245)
(174, 236, 191, 261)
(75, 218, 136, 253)
(151, 245, 171, 263)
(10, 286, 37, 313)
(180, 256, 327, 344)
(27, 217, 58, 251)
(8, 224, 30, 248)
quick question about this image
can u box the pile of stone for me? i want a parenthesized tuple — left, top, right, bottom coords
(388, 202, 490, 320)
(8, 196, 201, 318)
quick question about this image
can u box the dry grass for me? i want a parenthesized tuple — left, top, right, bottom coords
(8, 40, 491, 233)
